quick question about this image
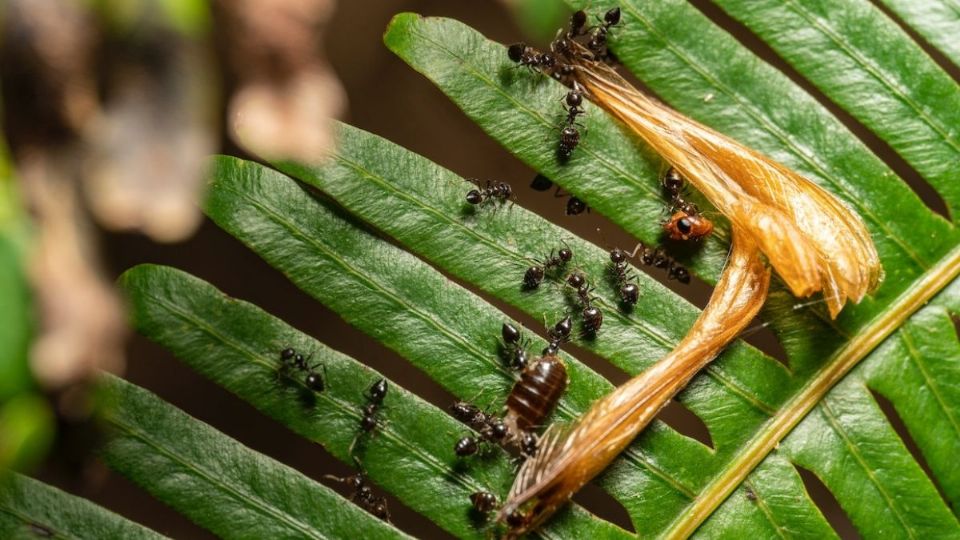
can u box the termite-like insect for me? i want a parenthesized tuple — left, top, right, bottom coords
(502, 316, 571, 442)
(502, 354, 568, 436)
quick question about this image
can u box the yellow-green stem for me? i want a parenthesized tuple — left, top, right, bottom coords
(664, 243, 960, 539)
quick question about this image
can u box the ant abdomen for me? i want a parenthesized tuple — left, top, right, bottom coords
(503, 355, 568, 434)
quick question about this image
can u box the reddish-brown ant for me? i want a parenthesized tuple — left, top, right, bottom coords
(661, 167, 714, 241)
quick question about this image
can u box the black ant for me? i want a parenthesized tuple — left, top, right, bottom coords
(587, 7, 622, 59)
(466, 179, 513, 207)
(661, 167, 714, 241)
(325, 472, 391, 521)
(609, 249, 641, 306)
(350, 379, 388, 457)
(563, 84, 586, 125)
(450, 400, 508, 458)
(529, 174, 591, 216)
(507, 43, 556, 72)
(279, 347, 325, 391)
(501, 322, 530, 370)
(612, 244, 691, 284)
(360, 378, 388, 432)
(542, 315, 572, 356)
(565, 272, 603, 334)
(557, 84, 587, 160)
(523, 245, 573, 289)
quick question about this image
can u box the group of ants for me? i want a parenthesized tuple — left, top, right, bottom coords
(273, 6, 716, 530)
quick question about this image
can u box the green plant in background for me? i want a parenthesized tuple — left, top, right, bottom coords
(4, 0, 960, 538)
(0, 109, 53, 474)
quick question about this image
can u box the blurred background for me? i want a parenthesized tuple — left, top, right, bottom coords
(3, 0, 948, 538)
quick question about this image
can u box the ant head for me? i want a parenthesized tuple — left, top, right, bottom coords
(507, 43, 526, 62)
(604, 7, 621, 27)
(501, 322, 522, 344)
(570, 10, 587, 30)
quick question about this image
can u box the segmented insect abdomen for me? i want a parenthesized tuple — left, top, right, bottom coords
(504, 356, 568, 433)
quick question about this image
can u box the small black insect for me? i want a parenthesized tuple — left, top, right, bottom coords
(609, 248, 641, 306)
(557, 84, 587, 161)
(745, 486, 757, 502)
(604, 7, 622, 27)
(587, 7, 622, 59)
(451, 400, 508, 457)
(470, 491, 499, 514)
(450, 400, 484, 426)
(279, 347, 325, 391)
(325, 472, 391, 521)
(507, 42, 556, 72)
(501, 322, 530, 370)
(523, 245, 573, 289)
(613, 243, 692, 284)
(564, 273, 603, 334)
(466, 179, 513, 206)
(542, 315, 573, 356)
(360, 378, 388, 433)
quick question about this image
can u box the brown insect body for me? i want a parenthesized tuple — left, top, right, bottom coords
(664, 210, 714, 241)
(503, 355, 568, 435)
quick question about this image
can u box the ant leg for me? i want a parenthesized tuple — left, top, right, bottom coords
(553, 185, 569, 199)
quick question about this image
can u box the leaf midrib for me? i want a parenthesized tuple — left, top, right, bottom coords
(0, 505, 69, 540)
(664, 243, 960, 538)
(104, 415, 329, 540)
(899, 325, 960, 439)
(818, 400, 918, 539)
(742, 478, 789, 540)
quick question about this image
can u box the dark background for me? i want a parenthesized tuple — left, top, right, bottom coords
(30, 0, 957, 538)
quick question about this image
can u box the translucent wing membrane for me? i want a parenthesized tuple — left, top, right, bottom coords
(571, 54, 881, 318)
